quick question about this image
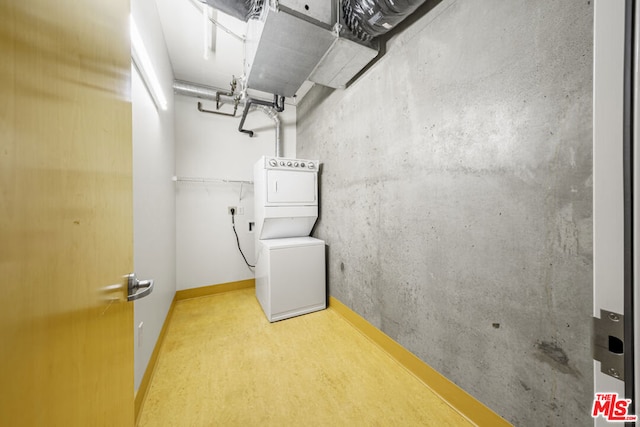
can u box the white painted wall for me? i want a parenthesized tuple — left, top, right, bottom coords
(175, 94, 296, 290)
(131, 0, 176, 392)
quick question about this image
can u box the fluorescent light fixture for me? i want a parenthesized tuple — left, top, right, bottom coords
(130, 16, 168, 111)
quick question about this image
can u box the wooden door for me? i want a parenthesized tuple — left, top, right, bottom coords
(0, 1, 134, 426)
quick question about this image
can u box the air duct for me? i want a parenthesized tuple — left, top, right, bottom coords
(173, 80, 221, 101)
(174, 78, 240, 106)
(244, 2, 379, 96)
(197, 0, 264, 22)
(342, 0, 427, 41)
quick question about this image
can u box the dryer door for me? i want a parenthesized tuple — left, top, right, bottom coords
(266, 170, 317, 205)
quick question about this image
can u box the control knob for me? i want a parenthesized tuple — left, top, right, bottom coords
(268, 159, 277, 167)
(308, 162, 315, 169)
(287, 161, 292, 166)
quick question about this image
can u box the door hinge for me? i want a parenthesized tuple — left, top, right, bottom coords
(593, 309, 625, 380)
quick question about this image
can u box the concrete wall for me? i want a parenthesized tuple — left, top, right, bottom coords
(297, 1, 593, 425)
(131, 0, 176, 391)
(175, 94, 296, 290)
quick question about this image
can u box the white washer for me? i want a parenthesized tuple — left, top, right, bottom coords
(255, 237, 326, 322)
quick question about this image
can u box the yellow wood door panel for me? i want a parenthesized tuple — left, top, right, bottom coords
(0, 1, 133, 426)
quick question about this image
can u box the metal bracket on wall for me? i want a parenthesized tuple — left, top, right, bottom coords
(593, 309, 625, 380)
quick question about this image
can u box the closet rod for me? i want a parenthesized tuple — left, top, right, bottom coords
(172, 176, 253, 185)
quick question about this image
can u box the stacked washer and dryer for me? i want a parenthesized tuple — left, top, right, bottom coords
(253, 156, 326, 322)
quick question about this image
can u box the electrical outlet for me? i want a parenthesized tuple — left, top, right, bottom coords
(138, 321, 144, 347)
(229, 206, 244, 215)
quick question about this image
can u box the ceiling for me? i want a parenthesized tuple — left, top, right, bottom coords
(155, 0, 248, 91)
(154, 0, 314, 101)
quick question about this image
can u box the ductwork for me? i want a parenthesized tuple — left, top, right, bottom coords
(197, 1, 427, 100)
(342, 0, 428, 41)
(198, 0, 264, 22)
(173, 79, 225, 101)
(255, 105, 281, 157)
(244, 1, 379, 97)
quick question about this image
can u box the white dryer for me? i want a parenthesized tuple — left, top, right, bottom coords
(253, 156, 320, 240)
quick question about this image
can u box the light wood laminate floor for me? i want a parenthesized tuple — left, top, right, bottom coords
(138, 288, 472, 426)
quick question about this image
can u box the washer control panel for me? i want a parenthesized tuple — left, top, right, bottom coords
(265, 156, 319, 171)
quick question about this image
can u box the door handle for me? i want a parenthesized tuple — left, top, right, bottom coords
(127, 273, 154, 301)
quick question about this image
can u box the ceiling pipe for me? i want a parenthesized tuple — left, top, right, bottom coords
(255, 105, 281, 157)
(238, 94, 285, 137)
(174, 79, 281, 154)
(173, 79, 225, 101)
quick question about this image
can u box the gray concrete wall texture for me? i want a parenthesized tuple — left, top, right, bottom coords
(296, 1, 593, 425)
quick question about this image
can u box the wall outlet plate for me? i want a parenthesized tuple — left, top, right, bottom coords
(228, 206, 244, 215)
